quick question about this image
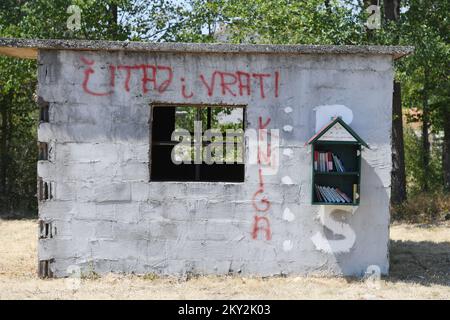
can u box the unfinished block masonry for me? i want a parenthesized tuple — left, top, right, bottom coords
(0, 39, 413, 277)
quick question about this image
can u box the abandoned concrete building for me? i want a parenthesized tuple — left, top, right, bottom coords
(0, 38, 412, 278)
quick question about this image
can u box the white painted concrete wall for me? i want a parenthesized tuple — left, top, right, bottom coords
(37, 49, 393, 277)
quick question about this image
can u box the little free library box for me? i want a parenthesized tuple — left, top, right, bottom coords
(0, 38, 412, 278)
(307, 116, 369, 206)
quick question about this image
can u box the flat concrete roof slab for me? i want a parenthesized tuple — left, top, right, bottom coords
(0, 38, 414, 60)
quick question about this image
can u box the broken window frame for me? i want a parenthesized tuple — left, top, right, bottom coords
(150, 103, 246, 182)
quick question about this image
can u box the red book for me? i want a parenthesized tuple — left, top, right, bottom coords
(327, 152, 333, 172)
(315, 185, 323, 202)
(314, 151, 318, 171)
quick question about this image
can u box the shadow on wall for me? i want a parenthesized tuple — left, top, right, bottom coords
(388, 239, 450, 287)
(321, 157, 390, 276)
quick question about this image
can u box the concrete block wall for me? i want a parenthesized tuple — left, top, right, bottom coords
(37, 48, 393, 277)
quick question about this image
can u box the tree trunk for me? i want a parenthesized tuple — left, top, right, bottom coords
(421, 80, 430, 192)
(110, 4, 118, 38)
(391, 82, 407, 204)
(384, 0, 400, 21)
(0, 97, 10, 212)
(384, 0, 407, 204)
(324, 0, 332, 14)
(0, 100, 7, 193)
(442, 108, 450, 192)
(112, 6, 118, 23)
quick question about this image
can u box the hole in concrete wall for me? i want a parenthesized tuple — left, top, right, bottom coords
(38, 178, 53, 201)
(38, 142, 48, 160)
(38, 96, 50, 122)
(38, 259, 54, 278)
(39, 220, 53, 239)
(38, 178, 44, 201)
(44, 182, 49, 200)
(39, 104, 49, 122)
(150, 104, 245, 182)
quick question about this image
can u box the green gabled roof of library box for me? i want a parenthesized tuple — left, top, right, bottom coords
(307, 117, 369, 148)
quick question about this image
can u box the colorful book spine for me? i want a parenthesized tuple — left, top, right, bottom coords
(319, 153, 321, 171)
(336, 188, 351, 203)
(331, 187, 345, 202)
(314, 151, 318, 171)
(315, 184, 322, 202)
(331, 187, 343, 203)
(332, 154, 340, 172)
(353, 184, 358, 203)
(314, 152, 348, 173)
(321, 187, 333, 202)
(321, 153, 325, 172)
(327, 152, 333, 171)
(324, 187, 336, 202)
(315, 185, 353, 204)
(337, 156, 345, 172)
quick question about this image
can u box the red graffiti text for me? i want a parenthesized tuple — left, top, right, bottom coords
(80, 57, 280, 99)
(251, 116, 273, 240)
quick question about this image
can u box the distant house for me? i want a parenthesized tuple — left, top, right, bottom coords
(404, 108, 444, 145)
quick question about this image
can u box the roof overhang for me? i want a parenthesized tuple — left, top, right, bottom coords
(307, 117, 370, 148)
(0, 38, 414, 60)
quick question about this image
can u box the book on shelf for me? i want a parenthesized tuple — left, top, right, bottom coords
(325, 187, 338, 202)
(314, 151, 346, 172)
(314, 151, 318, 171)
(353, 184, 358, 203)
(318, 186, 328, 202)
(314, 184, 352, 204)
(332, 154, 346, 172)
(320, 152, 324, 172)
(332, 154, 340, 172)
(336, 188, 352, 203)
(327, 152, 333, 171)
(332, 186, 345, 203)
(315, 184, 322, 202)
(322, 186, 331, 202)
(320, 153, 324, 172)
(321, 186, 333, 203)
(338, 156, 346, 172)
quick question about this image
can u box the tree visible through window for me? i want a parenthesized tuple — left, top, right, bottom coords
(150, 105, 245, 182)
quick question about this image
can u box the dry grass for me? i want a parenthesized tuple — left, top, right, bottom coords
(0, 219, 449, 300)
(391, 192, 450, 223)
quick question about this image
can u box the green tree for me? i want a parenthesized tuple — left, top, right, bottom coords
(0, 0, 448, 215)
(0, 57, 37, 214)
(397, 0, 449, 192)
(0, 0, 146, 215)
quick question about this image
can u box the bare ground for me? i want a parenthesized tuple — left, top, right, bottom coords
(0, 219, 448, 300)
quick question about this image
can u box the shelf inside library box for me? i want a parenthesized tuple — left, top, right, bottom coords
(313, 171, 359, 176)
(312, 173, 360, 205)
(312, 201, 359, 206)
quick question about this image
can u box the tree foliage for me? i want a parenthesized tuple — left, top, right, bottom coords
(0, 0, 448, 215)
